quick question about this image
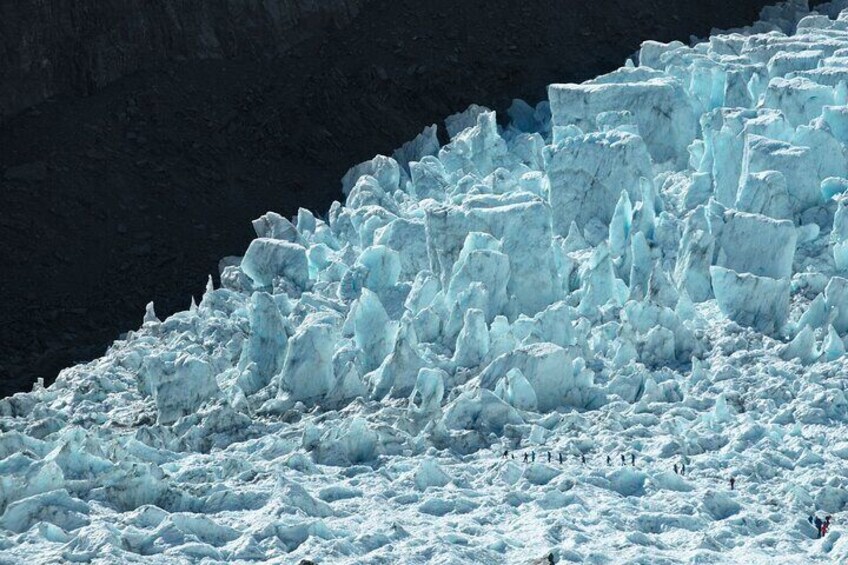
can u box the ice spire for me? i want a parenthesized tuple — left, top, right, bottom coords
(609, 189, 632, 258)
(143, 301, 159, 325)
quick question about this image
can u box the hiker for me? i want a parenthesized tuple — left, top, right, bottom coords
(581, 453, 586, 464)
(606, 455, 611, 465)
(559, 452, 563, 464)
(523, 452, 529, 463)
(730, 477, 735, 490)
(822, 516, 832, 537)
(814, 515, 823, 538)
(511, 453, 515, 460)
(531, 451, 536, 463)
(547, 452, 552, 463)
(681, 463, 685, 475)
(673, 463, 678, 475)
(631, 453, 635, 466)
(503, 450, 509, 459)
(620, 454, 626, 465)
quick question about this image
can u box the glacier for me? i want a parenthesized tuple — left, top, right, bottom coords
(5, 1, 848, 563)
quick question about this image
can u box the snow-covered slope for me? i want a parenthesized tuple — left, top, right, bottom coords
(5, 1, 848, 562)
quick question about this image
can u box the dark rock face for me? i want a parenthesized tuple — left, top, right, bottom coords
(0, 0, 800, 397)
(0, 0, 363, 122)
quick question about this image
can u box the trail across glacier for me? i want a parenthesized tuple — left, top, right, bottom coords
(5, 0, 848, 563)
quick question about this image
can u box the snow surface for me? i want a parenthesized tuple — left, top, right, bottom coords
(5, 1, 848, 563)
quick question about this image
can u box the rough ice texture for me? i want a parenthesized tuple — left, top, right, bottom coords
(4, 2, 848, 563)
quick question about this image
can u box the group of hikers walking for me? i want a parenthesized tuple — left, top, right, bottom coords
(503, 449, 754, 490)
(503, 449, 696, 473)
(500, 448, 834, 539)
(503, 449, 668, 471)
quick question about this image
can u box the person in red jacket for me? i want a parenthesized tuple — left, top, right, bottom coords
(821, 516, 832, 537)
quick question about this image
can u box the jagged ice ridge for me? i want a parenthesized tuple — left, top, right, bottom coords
(4, 1, 848, 562)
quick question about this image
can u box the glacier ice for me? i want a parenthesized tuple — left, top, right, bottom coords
(714, 208, 797, 279)
(548, 68, 696, 166)
(736, 169, 793, 220)
(6, 1, 848, 563)
(545, 129, 653, 234)
(711, 266, 791, 334)
(240, 237, 310, 290)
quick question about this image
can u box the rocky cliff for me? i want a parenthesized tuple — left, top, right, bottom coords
(0, 0, 363, 122)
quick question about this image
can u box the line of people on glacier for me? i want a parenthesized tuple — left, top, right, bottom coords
(503, 448, 665, 470)
(501, 448, 835, 539)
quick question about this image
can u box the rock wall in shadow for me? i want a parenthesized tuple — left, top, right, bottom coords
(0, 0, 363, 122)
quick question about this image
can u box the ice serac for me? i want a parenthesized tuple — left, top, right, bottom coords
(736, 170, 792, 220)
(446, 232, 510, 322)
(238, 292, 287, 392)
(478, 343, 599, 411)
(445, 104, 492, 139)
(710, 266, 790, 334)
(439, 111, 507, 177)
(152, 355, 220, 425)
(714, 209, 797, 279)
(441, 389, 522, 436)
(825, 276, 848, 334)
(341, 155, 400, 196)
(548, 68, 696, 166)
(609, 190, 633, 258)
(241, 238, 310, 290)
(833, 195, 848, 271)
(424, 192, 557, 316)
(453, 308, 490, 368)
(374, 219, 429, 280)
(545, 129, 653, 234)
(675, 207, 716, 302)
(351, 289, 395, 374)
(1, 489, 90, 533)
(629, 232, 652, 300)
(279, 315, 338, 404)
(763, 76, 834, 127)
(409, 368, 446, 416)
(579, 243, 628, 317)
(740, 134, 821, 218)
(252, 211, 301, 243)
(498, 368, 538, 412)
(823, 325, 846, 360)
(369, 316, 423, 399)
